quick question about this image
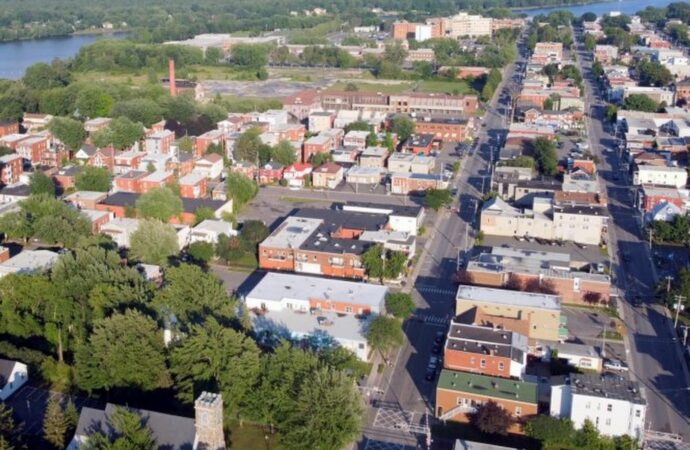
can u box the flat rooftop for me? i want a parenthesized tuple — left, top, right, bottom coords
(438, 369, 538, 404)
(568, 373, 645, 404)
(456, 284, 562, 311)
(0, 250, 59, 276)
(245, 272, 388, 307)
(260, 216, 322, 250)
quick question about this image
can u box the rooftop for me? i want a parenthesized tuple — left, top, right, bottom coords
(568, 373, 645, 404)
(0, 250, 59, 276)
(456, 284, 562, 311)
(245, 272, 388, 306)
(405, 133, 434, 148)
(553, 342, 601, 359)
(194, 219, 233, 235)
(437, 369, 538, 404)
(446, 321, 528, 362)
(339, 201, 423, 218)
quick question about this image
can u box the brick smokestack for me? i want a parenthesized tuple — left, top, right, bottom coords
(168, 59, 177, 97)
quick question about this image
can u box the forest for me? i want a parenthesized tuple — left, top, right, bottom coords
(0, 0, 602, 43)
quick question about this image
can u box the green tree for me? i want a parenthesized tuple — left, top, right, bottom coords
(194, 207, 216, 224)
(525, 415, 576, 449)
(311, 152, 333, 166)
(30, 171, 56, 196)
(391, 115, 415, 142)
(177, 135, 194, 153)
(94, 116, 145, 150)
(235, 127, 263, 163)
(532, 137, 558, 175)
(0, 403, 23, 449)
(574, 419, 602, 449)
(362, 244, 384, 279)
(75, 309, 171, 392)
(225, 172, 258, 212)
(187, 241, 214, 263)
(83, 407, 156, 450)
(637, 60, 673, 87)
(232, 44, 269, 69)
(154, 264, 236, 330)
(280, 368, 364, 450)
(136, 187, 183, 222)
(367, 315, 404, 361)
(162, 95, 196, 124)
(584, 34, 597, 51)
(75, 166, 112, 192)
(471, 400, 515, 435)
(75, 86, 114, 118)
(271, 140, 297, 166)
(241, 220, 270, 247)
(49, 116, 87, 151)
(383, 251, 407, 279)
(385, 293, 416, 319)
(384, 42, 408, 65)
(170, 318, 260, 415)
(366, 130, 379, 147)
(43, 398, 68, 449)
(605, 104, 618, 122)
(23, 63, 69, 91)
(502, 155, 536, 169)
(112, 98, 163, 127)
(129, 219, 180, 265)
(624, 94, 660, 112)
(344, 121, 371, 133)
(424, 189, 452, 210)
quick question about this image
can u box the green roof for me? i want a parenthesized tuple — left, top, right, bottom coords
(437, 370, 538, 404)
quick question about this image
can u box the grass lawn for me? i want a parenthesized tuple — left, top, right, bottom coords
(187, 65, 257, 81)
(228, 422, 280, 449)
(73, 71, 148, 85)
(327, 80, 413, 94)
(223, 252, 258, 271)
(597, 330, 623, 341)
(415, 79, 476, 95)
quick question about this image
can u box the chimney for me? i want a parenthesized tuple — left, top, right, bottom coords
(169, 59, 177, 97)
(195, 392, 226, 450)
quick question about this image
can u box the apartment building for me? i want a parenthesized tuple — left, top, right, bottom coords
(413, 117, 471, 141)
(311, 162, 344, 189)
(444, 12, 492, 38)
(463, 247, 611, 305)
(533, 42, 563, 61)
(0, 154, 23, 185)
(179, 172, 207, 199)
(444, 320, 528, 379)
(594, 45, 619, 64)
(390, 173, 448, 195)
(633, 165, 687, 188)
(245, 272, 388, 360)
(455, 284, 566, 342)
(436, 370, 538, 433)
(0, 121, 19, 138)
(144, 129, 175, 154)
(318, 92, 479, 116)
(636, 184, 690, 215)
(551, 374, 646, 439)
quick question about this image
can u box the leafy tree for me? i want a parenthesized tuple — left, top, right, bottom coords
(112, 98, 163, 127)
(30, 171, 56, 196)
(170, 319, 260, 416)
(367, 315, 404, 361)
(384, 251, 407, 279)
(129, 219, 179, 265)
(177, 135, 194, 153)
(43, 398, 69, 449)
(424, 189, 453, 210)
(9, 194, 90, 247)
(94, 116, 145, 150)
(470, 400, 515, 435)
(624, 94, 660, 112)
(384, 42, 408, 65)
(574, 419, 602, 448)
(23, 62, 69, 91)
(502, 155, 536, 169)
(637, 60, 673, 87)
(82, 407, 156, 450)
(161, 95, 196, 124)
(241, 220, 270, 246)
(391, 115, 416, 142)
(366, 130, 378, 147)
(154, 264, 236, 331)
(235, 127, 263, 163)
(198, 103, 228, 123)
(532, 137, 558, 175)
(136, 187, 183, 222)
(280, 368, 364, 450)
(75, 86, 114, 118)
(362, 244, 384, 279)
(344, 121, 371, 133)
(75, 166, 112, 192)
(225, 172, 258, 212)
(49, 116, 87, 150)
(194, 207, 216, 224)
(385, 293, 416, 319)
(605, 104, 618, 122)
(0, 403, 23, 449)
(187, 241, 214, 263)
(232, 44, 269, 69)
(584, 34, 597, 51)
(581, 12, 597, 22)
(75, 309, 171, 392)
(525, 415, 576, 447)
(271, 140, 297, 166)
(311, 151, 333, 167)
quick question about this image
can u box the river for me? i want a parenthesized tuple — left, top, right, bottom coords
(0, 33, 126, 80)
(517, 0, 679, 17)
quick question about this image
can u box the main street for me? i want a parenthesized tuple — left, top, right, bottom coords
(573, 28, 690, 439)
(359, 35, 528, 449)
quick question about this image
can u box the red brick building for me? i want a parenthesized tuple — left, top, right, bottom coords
(195, 130, 225, 157)
(390, 173, 447, 195)
(403, 134, 435, 155)
(282, 89, 322, 121)
(258, 162, 284, 185)
(229, 161, 257, 180)
(414, 118, 471, 142)
(0, 121, 19, 138)
(114, 170, 148, 193)
(303, 134, 333, 163)
(179, 172, 207, 199)
(53, 165, 82, 191)
(17, 136, 49, 165)
(0, 154, 23, 185)
(637, 184, 690, 214)
(139, 171, 175, 193)
(114, 151, 146, 175)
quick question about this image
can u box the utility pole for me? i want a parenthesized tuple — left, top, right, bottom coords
(602, 321, 607, 358)
(648, 227, 653, 247)
(666, 275, 674, 294)
(674, 295, 686, 329)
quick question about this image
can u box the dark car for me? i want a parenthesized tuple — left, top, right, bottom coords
(434, 331, 445, 344)
(432, 342, 442, 354)
(425, 369, 436, 381)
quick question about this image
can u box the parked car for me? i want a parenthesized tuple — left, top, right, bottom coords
(603, 358, 629, 371)
(431, 342, 442, 354)
(425, 368, 436, 381)
(434, 331, 445, 344)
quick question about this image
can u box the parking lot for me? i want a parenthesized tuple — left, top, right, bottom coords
(562, 306, 627, 362)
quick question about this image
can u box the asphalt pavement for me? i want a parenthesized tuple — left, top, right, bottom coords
(573, 28, 690, 438)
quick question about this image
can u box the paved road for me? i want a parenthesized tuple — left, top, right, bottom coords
(357, 33, 529, 449)
(573, 28, 690, 438)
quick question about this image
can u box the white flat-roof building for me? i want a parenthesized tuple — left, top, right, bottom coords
(0, 250, 59, 278)
(100, 218, 141, 248)
(549, 342, 603, 372)
(551, 374, 646, 439)
(189, 219, 236, 245)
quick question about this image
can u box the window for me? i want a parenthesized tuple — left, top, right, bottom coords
(480, 359, 486, 368)
(345, 306, 353, 313)
(498, 362, 505, 371)
(456, 397, 464, 405)
(470, 357, 475, 365)
(635, 410, 641, 418)
(585, 402, 591, 409)
(607, 404, 612, 412)
(515, 407, 522, 417)
(359, 343, 365, 349)
(605, 418, 611, 426)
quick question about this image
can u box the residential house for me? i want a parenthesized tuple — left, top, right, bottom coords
(144, 129, 175, 154)
(303, 134, 333, 163)
(311, 162, 344, 189)
(0, 121, 18, 138)
(636, 184, 690, 215)
(414, 117, 470, 142)
(114, 170, 148, 193)
(65, 191, 108, 210)
(282, 163, 313, 187)
(16, 136, 49, 164)
(114, 151, 146, 175)
(403, 134, 435, 155)
(138, 170, 174, 193)
(308, 111, 334, 133)
(633, 165, 687, 188)
(343, 130, 370, 149)
(189, 219, 236, 245)
(81, 209, 113, 233)
(258, 161, 284, 184)
(283, 89, 322, 121)
(359, 146, 389, 168)
(195, 129, 225, 157)
(391, 173, 448, 195)
(53, 165, 82, 191)
(0, 250, 59, 278)
(194, 154, 224, 179)
(0, 359, 28, 401)
(179, 172, 207, 199)
(0, 154, 23, 186)
(594, 45, 618, 64)
(84, 118, 112, 134)
(551, 374, 646, 438)
(549, 342, 603, 372)
(100, 218, 141, 247)
(229, 161, 257, 180)
(22, 113, 53, 131)
(345, 166, 385, 185)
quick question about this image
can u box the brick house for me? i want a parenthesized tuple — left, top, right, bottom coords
(390, 173, 448, 195)
(312, 162, 344, 189)
(173, 152, 195, 177)
(195, 130, 225, 157)
(144, 130, 175, 154)
(229, 161, 257, 180)
(22, 113, 53, 132)
(283, 89, 322, 121)
(179, 172, 208, 199)
(53, 165, 82, 191)
(303, 134, 333, 162)
(114, 170, 148, 193)
(258, 162, 284, 185)
(0, 154, 23, 186)
(17, 136, 49, 165)
(414, 118, 470, 142)
(636, 184, 690, 214)
(114, 151, 146, 175)
(0, 121, 19, 138)
(139, 171, 175, 193)
(444, 320, 528, 379)
(64, 191, 108, 210)
(81, 209, 113, 233)
(435, 370, 538, 433)
(308, 111, 334, 133)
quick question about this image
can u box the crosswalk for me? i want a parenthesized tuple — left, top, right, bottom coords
(415, 314, 451, 327)
(415, 285, 456, 297)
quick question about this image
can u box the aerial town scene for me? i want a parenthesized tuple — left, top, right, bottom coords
(1, 0, 690, 449)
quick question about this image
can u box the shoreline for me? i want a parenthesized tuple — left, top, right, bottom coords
(0, 29, 128, 44)
(510, 0, 600, 11)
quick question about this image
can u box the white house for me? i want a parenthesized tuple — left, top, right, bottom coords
(549, 342, 603, 372)
(282, 163, 313, 187)
(633, 165, 688, 188)
(551, 374, 646, 439)
(190, 219, 236, 245)
(194, 154, 224, 180)
(100, 218, 141, 248)
(0, 358, 28, 400)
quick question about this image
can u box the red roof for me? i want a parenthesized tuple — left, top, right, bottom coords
(315, 162, 342, 174)
(201, 153, 223, 163)
(285, 163, 313, 172)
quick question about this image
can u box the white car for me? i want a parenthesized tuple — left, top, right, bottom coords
(603, 359, 629, 371)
